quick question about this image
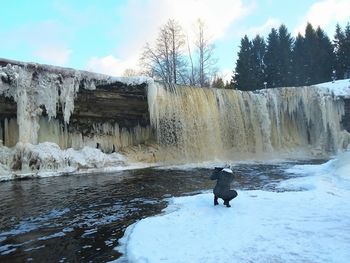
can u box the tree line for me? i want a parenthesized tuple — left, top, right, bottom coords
(233, 22, 350, 91)
(138, 19, 350, 90)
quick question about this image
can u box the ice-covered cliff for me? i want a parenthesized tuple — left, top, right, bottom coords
(0, 58, 153, 149)
(1, 58, 350, 179)
(0, 58, 156, 180)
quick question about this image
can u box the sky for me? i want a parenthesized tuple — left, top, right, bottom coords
(1, 0, 350, 81)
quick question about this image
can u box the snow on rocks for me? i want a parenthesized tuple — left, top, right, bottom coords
(315, 78, 350, 98)
(0, 142, 128, 181)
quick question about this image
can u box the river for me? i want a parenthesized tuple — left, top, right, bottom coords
(0, 160, 325, 263)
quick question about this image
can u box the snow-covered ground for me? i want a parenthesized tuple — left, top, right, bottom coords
(115, 150, 350, 263)
(315, 78, 350, 97)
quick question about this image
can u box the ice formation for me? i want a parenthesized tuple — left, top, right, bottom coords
(0, 61, 152, 146)
(147, 82, 350, 162)
(0, 60, 153, 179)
(1, 58, 350, 179)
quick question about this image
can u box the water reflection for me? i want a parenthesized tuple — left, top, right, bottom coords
(0, 160, 325, 262)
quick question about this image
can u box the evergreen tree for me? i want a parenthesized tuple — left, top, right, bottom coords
(264, 28, 280, 88)
(211, 77, 225, 89)
(344, 23, 350, 78)
(302, 23, 318, 85)
(334, 23, 350, 79)
(233, 35, 255, 90)
(291, 33, 305, 86)
(334, 23, 345, 79)
(315, 26, 335, 83)
(277, 24, 294, 86)
(292, 23, 334, 86)
(232, 21, 350, 89)
(251, 35, 266, 89)
(224, 80, 232, 89)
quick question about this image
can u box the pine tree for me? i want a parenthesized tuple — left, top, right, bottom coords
(251, 35, 266, 89)
(291, 33, 305, 86)
(211, 77, 225, 89)
(264, 28, 280, 88)
(277, 24, 294, 87)
(303, 23, 318, 85)
(344, 23, 350, 78)
(334, 23, 345, 79)
(291, 23, 334, 86)
(335, 23, 350, 79)
(315, 26, 335, 83)
(233, 35, 255, 90)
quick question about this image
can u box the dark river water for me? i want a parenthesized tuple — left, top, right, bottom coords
(0, 160, 325, 263)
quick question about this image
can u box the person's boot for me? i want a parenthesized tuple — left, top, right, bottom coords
(224, 200, 231, 207)
(214, 195, 219, 206)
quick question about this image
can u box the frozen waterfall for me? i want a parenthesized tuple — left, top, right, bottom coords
(1, 58, 350, 178)
(147, 82, 350, 162)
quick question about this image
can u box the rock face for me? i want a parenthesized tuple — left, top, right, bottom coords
(0, 58, 152, 151)
(0, 96, 16, 118)
(71, 81, 149, 130)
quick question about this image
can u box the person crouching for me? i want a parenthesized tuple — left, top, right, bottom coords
(210, 167, 238, 207)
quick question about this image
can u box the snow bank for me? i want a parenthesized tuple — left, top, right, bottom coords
(0, 142, 152, 181)
(116, 151, 350, 263)
(315, 78, 350, 97)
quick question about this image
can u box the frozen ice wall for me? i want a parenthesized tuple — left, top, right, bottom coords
(0, 61, 152, 151)
(0, 63, 95, 144)
(0, 60, 154, 178)
(148, 82, 350, 162)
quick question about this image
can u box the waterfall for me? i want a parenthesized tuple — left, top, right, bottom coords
(148, 82, 350, 162)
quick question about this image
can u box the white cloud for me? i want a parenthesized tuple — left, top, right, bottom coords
(90, 0, 254, 76)
(86, 55, 140, 76)
(33, 46, 72, 66)
(246, 17, 282, 37)
(294, 0, 350, 35)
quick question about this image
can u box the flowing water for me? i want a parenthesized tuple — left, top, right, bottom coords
(148, 83, 348, 162)
(0, 160, 325, 263)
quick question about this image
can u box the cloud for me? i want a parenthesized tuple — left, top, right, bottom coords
(86, 55, 139, 76)
(294, 0, 350, 35)
(246, 17, 282, 37)
(33, 46, 72, 66)
(97, 0, 254, 75)
(122, 0, 253, 43)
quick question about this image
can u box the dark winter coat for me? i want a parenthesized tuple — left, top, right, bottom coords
(210, 168, 237, 200)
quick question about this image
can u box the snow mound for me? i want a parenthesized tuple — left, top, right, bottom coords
(115, 151, 350, 263)
(315, 78, 350, 97)
(0, 142, 130, 181)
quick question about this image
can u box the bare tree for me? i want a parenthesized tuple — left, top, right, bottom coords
(140, 19, 187, 87)
(186, 35, 196, 85)
(195, 19, 218, 87)
(123, 68, 139, 77)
